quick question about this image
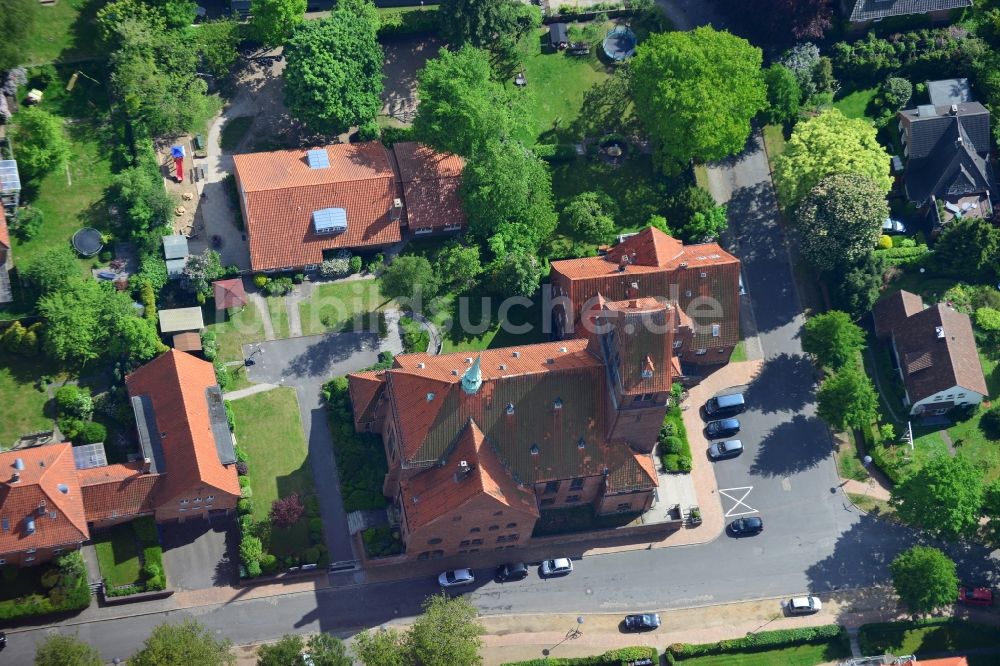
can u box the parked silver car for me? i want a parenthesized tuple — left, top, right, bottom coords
(787, 596, 822, 614)
(708, 439, 744, 460)
(540, 558, 573, 576)
(438, 568, 475, 588)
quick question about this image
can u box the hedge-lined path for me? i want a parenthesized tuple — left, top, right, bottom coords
(223, 383, 279, 401)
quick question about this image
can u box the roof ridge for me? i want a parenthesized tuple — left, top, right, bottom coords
(241, 172, 395, 193)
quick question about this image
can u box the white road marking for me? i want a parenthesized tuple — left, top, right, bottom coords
(719, 486, 757, 517)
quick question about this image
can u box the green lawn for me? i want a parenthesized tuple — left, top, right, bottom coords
(673, 642, 850, 666)
(512, 24, 614, 145)
(433, 290, 548, 354)
(761, 123, 786, 175)
(0, 352, 60, 449)
(10, 64, 115, 274)
(860, 619, 1000, 663)
(729, 340, 747, 363)
(834, 87, 879, 120)
(203, 305, 266, 364)
(267, 296, 290, 340)
(837, 431, 869, 482)
(230, 387, 314, 556)
(23, 0, 104, 65)
(93, 524, 142, 588)
(298, 279, 390, 337)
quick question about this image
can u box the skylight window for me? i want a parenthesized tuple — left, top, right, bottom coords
(313, 208, 347, 235)
(306, 149, 330, 169)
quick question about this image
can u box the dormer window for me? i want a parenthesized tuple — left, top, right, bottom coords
(506, 403, 515, 415)
(554, 398, 563, 409)
(711, 324, 720, 337)
(312, 207, 347, 235)
(529, 443, 540, 455)
(426, 392, 435, 401)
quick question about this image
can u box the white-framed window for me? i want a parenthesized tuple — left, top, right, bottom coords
(946, 394, 954, 399)
(179, 508, 187, 512)
(53, 548, 63, 555)
(1, 518, 7, 532)
(207, 495, 215, 501)
(49, 511, 57, 520)
(304, 263, 318, 272)
(194, 497, 202, 503)
(25, 556, 34, 563)
(711, 324, 720, 337)
(957, 393, 966, 398)
(934, 395, 943, 401)
(180, 499, 189, 504)
(695, 348, 707, 355)
(26, 548, 36, 554)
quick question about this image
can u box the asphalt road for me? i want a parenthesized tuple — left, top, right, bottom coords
(2, 134, 996, 664)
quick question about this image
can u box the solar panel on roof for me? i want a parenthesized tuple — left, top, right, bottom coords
(313, 207, 347, 234)
(306, 149, 330, 169)
(73, 442, 108, 470)
(0, 161, 20, 193)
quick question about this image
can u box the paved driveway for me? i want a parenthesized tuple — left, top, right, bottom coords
(160, 519, 239, 591)
(244, 328, 402, 565)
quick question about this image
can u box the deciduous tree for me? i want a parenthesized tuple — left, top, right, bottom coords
(890, 546, 959, 615)
(191, 19, 242, 78)
(801, 311, 865, 370)
(892, 454, 984, 540)
(283, 2, 383, 135)
(21, 247, 81, 296)
(34, 633, 103, 666)
(563, 192, 616, 245)
(728, 0, 833, 44)
(435, 243, 482, 292)
(269, 493, 305, 528)
(438, 0, 539, 74)
(412, 45, 526, 157)
(815, 367, 879, 431)
(130, 619, 235, 666)
(764, 64, 800, 126)
(11, 107, 71, 182)
(830, 253, 886, 319)
(0, 0, 34, 70)
(488, 252, 542, 298)
(932, 216, 1000, 281)
(379, 255, 438, 303)
(305, 633, 351, 666)
(353, 627, 408, 666)
(460, 139, 557, 256)
(774, 109, 891, 208)
(409, 594, 484, 666)
(184, 249, 224, 297)
(631, 27, 767, 173)
(256, 635, 304, 666)
(795, 173, 888, 272)
(251, 0, 306, 47)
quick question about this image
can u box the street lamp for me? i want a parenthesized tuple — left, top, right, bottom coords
(573, 616, 585, 637)
(245, 347, 263, 367)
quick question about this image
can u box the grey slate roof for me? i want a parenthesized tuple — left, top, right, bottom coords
(900, 102, 995, 203)
(847, 0, 972, 22)
(927, 78, 972, 107)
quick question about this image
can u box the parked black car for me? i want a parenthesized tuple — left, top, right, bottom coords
(705, 418, 741, 439)
(728, 516, 764, 537)
(703, 392, 746, 419)
(623, 613, 661, 631)
(496, 562, 529, 582)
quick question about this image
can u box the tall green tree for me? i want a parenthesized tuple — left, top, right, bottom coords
(130, 619, 235, 666)
(460, 139, 557, 256)
(438, 0, 539, 74)
(109, 315, 168, 364)
(563, 192, 616, 245)
(801, 311, 865, 370)
(190, 19, 242, 78)
(489, 252, 542, 298)
(0, 0, 35, 70)
(795, 173, 888, 272)
(256, 635, 304, 666)
(34, 633, 103, 666)
(183, 249, 224, 297)
(412, 45, 526, 157)
(283, 1, 383, 135)
(251, 0, 306, 47)
(110, 159, 175, 237)
(631, 26, 767, 173)
(892, 454, 984, 540)
(830, 253, 886, 319)
(774, 109, 892, 208)
(21, 247, 81, 296)
(408, 594, 484, 666)
(816, 367, 879, 431)
(353, 627, 408, 666)
(379, 256, 438, 303)
(38, 280, 105, 366)
(11, 107, 71, 183)
(890, 546, 959, 615)
(932, 216, 1000, 282)
(763, 63, 800, 125)
(983, 479, 1000, 547)
(305, 634, 351, 666)
(435, 243, 482, 292)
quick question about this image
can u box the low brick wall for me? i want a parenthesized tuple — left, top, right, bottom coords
(237, 567, 326, 588)
(100, 588, 174, 605)
(531, 518, 682, 548)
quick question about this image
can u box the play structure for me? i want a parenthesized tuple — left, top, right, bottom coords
(171, 145, 185, 183)
(71, 227, 103, 257)
(603, 25, 637, 62)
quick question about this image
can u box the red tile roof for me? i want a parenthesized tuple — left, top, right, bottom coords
(0, 444, 89, 555)
(348, 370, 386, 429)
(899, 658, 968, 666)
(872, 289, 925, 338)
(172, 332, 202, 352)
(234, 141, 465, 270)
(550, 227, 741, 354)
(401, 421, 539, 529)
(126, 350, 240, 504)
(213, 278, 247, 310)
(79, 463, 161, 523)
(601, 298, 673, 395)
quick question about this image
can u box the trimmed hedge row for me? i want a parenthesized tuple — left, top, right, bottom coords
(667, 625, 846, 661)
(500, 646, 658, 666)
(858, 618, 1000, 657)
(0, 552, 91, 620)
(322, 376, 389, 511)
(874, 245, 931, 267)
(378, 6, 440, 37)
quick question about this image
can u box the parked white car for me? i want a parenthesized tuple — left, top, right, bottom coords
(540, 558, 573, 576)
(787, 596, 822, 615)
(882, 218, 906, 234)
(438, 568, 475, 588)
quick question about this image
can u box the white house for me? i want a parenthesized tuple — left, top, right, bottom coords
(872, 290, 988, 417)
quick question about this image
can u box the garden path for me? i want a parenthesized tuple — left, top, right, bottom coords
(249, 291, 276, 341)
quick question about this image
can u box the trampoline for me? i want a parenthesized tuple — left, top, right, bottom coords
(603, 25, 636, 62)
(72, 227, 103, 257)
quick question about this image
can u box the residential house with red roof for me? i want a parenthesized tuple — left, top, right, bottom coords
(0, 350, 240, 567)
(549, 226, 742, 368)
(0, 212, 11, 304)
(232, 141, 465, 273)
(872, 290, 988, 417)
(349, 298, 671, 559)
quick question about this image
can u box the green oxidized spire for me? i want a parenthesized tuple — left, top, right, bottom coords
(461, 354, 483, 395)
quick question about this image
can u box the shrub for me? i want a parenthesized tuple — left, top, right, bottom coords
(499, 646, 658, 665)
(253, 274, 269, 288)
(663, 436, 683, 455)
(293, 273, 304, 284)
(238, 498, 254, 515)
(239, 535, 263, 576)
(400, 317, 430, 353)
(304, 493, 320, 517)
(214, 361, 232, 391)
(11, 206, 43, 240)
(377, 6, 440, 37)
(357, 120, 380, 142)
(236, 461, 249, 476)
(235, 444, 249, 463)
(40, 569, 61, 589)
(239, 514, 255, 535)
(201, 330, 218, 362)
(349, 255, 363, 274)
(362, 526, 403, 558)
(76, 421, 107, 444)
(239, 475, 251, 489)
(981, 404, 1000, 440)
(55, 385, 93, 418)
(366, 253, 385, 273)
(668, 625, 845, 659)
(303, 547, 320, 564)
(878, 234, 893, 249)
(260, 553, 279, 574)
(264, 276, 294, 296)
(270, 493, 305, 528)
(320, 257, 351, 279)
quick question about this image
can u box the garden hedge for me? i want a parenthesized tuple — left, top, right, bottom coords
(377, 6, 440, 37)
(858, 618, 1000, 656)
(322, 377, 389, 511)
(0, 552, 91, 620)
(667, 624, 846, 661)
(500, 646, 658, 666)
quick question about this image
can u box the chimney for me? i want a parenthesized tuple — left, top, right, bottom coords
(13, 458, 24, 471)
(11, 472, 20, 484)
(142, 457, 152, 474)
(951, 104, 959, 115)
(455, 460, 474, 481)
(390, 197, 403, 221)
(618, 255, 629, 273)
(935, 326, 945, 339)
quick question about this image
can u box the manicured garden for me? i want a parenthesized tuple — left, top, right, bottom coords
(298, 279, 390, 338)
(0, 552, 91, 620)
(668, 643, 845, 666)
(92, 516, 165, 596)
(0, 350, 58, 448)
(500, 646, 658, 666)
(660, 384, 692, 473)
(667, 625, 850, 665)
(322, 376, 389, 511)
(859, 619, 1000, 664)
(23, 0, 104, 65)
